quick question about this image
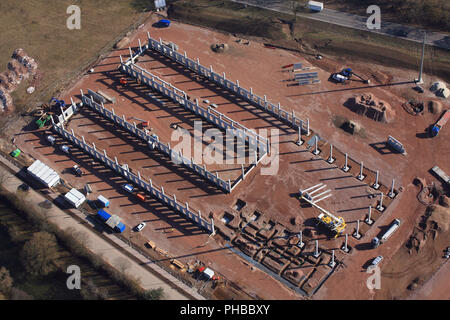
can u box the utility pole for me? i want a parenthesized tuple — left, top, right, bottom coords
(416, 30, 426, 84)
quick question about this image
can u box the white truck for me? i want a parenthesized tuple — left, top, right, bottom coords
(372, 219, 401, 248)
(307, 1, 324, 12)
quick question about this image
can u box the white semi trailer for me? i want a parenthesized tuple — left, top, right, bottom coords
(372, 219, 401, 248)
(307, 1, 324, 12)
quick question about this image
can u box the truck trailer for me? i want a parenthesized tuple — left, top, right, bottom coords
(96, 209, 125, 233)
(307, 1, 324, 12)
(431, 109, 449, 137)
(372, 219, 401, 248)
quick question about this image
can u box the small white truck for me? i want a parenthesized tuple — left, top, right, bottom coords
(307, 1, 324, 12)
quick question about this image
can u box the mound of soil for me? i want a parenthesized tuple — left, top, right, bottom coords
(428, 205, 450, 232)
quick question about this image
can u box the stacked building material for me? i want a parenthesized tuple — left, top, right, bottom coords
(0, 48, 39, 113)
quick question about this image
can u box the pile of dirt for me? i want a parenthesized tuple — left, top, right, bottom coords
(430, 81, 449, 99)
(402, 99, 424, 116)
(211, 43, 229, 53)
(440, 195, 450, 208)
(428, 100, 443, 114)
(344, 93, 394, 122)
(0, 48, 39, 113)
(428, 205, 450, 232)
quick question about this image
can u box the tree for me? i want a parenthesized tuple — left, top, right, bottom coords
(20, 231, 59, 276)
(144, 287, 165, 300)
(0, 267, 13, 296)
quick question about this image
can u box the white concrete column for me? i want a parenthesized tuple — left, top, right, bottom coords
(306, 118, 310, 136)
(297, 125, 303, 146)
(373, 170, 380, 189)
(357, 161, 365, 180)
(388, 178, 396, 198)
(242, 164, 245, 180)
(365, 205, 373, 224)
(377, 193, 384, 211)
(210, 218, 215, 235)
(327, 144, 335, 164)
(313, 137, 320, 155)
(343, 153, 350, 172)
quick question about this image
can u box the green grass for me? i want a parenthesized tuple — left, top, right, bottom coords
(0, 0, 146, 112)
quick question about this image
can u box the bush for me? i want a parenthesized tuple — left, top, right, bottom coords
(143, 287, 165, 300)
(20, 231, 59, 276)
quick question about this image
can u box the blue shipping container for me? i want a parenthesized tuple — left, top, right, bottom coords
(115, 222, 126, 233)
(97, 209, 111, 222)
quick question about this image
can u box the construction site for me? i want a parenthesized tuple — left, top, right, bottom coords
(6, 9, 450, 300)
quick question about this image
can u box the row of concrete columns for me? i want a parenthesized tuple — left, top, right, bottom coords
(301, 140, 397, 199)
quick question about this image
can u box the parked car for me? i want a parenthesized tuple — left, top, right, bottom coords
(135, 222, 146, 232)
(122, 184, 134, 193)
(72, 165, 83, 177)
(60, 145, 70, 154)
(18, 183, 30, 192)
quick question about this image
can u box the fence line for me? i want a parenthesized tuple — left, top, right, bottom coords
(51, 120, 215, 234)
(81, 92, 232, 192)
(138, 33, 309, 133)
(119, 61, 270, 158)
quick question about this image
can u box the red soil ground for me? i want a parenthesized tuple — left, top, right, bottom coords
(15, 14, 449, 299)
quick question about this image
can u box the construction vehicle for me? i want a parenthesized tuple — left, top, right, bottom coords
(430, 109, 449, 137)
(372, 219, 401, 248)
(36, 113, 52, 128)
(50, 97, 66, 109)
(299, 184, 346, 237)
(340, 68, 370, 84)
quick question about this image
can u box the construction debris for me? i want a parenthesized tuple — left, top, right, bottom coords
(345, 93, 394, 122)
(430, 81, 449, 99)
(211, 43, 229, 53)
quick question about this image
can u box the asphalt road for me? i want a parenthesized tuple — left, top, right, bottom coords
(231, 0, 450, 50)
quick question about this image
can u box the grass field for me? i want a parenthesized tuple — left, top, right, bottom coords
(168, 0, 450, 82)
(0, 0, 148, 112)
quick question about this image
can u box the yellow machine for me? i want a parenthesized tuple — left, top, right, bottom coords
(317, 212, 346, 238)
(299, 184, 346, 237)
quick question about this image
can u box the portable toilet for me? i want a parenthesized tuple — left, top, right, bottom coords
(97, 195, 110, 208)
